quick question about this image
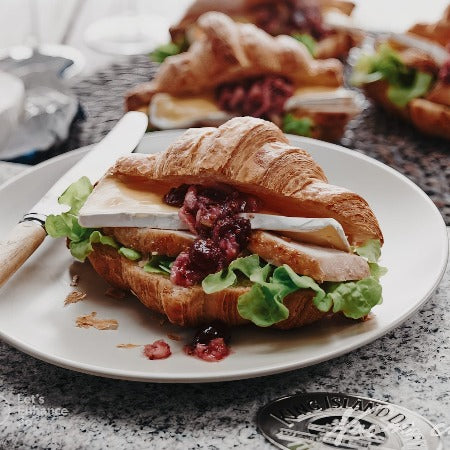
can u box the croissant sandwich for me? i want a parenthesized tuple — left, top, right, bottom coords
(45, 117, 386, 330)
(352, 37, 450, 140)
(126, 12, 362, 142)
(153, 0, 360, 62)
(408, 5, 450, 48)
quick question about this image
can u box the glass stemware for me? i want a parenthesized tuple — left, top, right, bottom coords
(83, 0, 170, 55)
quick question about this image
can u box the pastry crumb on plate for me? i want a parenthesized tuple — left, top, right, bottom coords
(65, 290, 86, 306)
(76, 312, 118, 330)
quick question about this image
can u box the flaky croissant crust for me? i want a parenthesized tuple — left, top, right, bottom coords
(170, 0, 356, 43)
(88, 244, 325, 329)
(408, 5, 450, 48)
(125, 12, 342, 111)
(109, 116, 383, 246)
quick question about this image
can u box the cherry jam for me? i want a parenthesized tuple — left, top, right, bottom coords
(185, 321, 231, 362)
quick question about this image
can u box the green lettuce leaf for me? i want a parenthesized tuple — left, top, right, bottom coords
(369, 262, 388, 280)
(352, 44, 406, 86)
(352, 44, 433, 107)
(143, 255, 175, 275)
(353, 239, 387, 280)
(370, 45, 407, 83)
(323, 277, 382, 319)
(58, 176, 93, 216)
(387, 71, 433, 107)
(292, 33, 317, 56)
(150, 38, 188, 63)
(237, 264, 326, 327)
(237, 284, 290, 327)
(118, 247, 142, 261)
(202, 239, 387, 327)
(45, 212, 90, 243)
(202, 254, 271, 293)
(353, 239, 382, 263)
(45, 177, 120, 261)
(318, 239, 386, 318)
(271, 265, 326, 302)
(45, 176, 93, 242)
(69, 231, 119, 261)
(203, 255, 325, 327)
(282, 114, 313, 137)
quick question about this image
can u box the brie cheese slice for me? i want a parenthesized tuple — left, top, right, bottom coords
(79, 176, 178, 215)
(149, 87, 363, 131)
(149, 92, 234, 129)
(80, 209, 350, 252)
(243, 213, 349, 251)
(79, 177, 350, 251)
(284, 88, 363, 115)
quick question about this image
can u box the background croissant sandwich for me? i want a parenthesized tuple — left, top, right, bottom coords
(153, 0, 360, 62)
(352, 39, 450, 140)
(45, 117, 386, 330)
(408, 5, 450, 48)
(126, 12, 362, 142)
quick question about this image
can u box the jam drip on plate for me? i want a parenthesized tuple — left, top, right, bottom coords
(216, 76, 294, 122)
(143, 340, 172, 360)
(164, 184, 259, 287)
(185, 321, 231, 362)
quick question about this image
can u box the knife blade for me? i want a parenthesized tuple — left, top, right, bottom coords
(0, 111, 148, 288)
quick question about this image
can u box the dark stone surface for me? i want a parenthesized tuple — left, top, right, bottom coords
(0, 253, 448, 449)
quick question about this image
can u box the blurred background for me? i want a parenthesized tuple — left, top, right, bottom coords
(0, 0, 448, 74)
(0, 0, 448, 168)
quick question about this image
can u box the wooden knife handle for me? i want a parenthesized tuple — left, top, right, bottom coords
(0, 221, 46, 288)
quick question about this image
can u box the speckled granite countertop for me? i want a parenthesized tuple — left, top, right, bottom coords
(0, 165, 449, 450)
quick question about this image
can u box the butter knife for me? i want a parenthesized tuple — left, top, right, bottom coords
(0, 111, 148, 287)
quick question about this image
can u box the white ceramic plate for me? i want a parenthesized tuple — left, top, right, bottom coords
(0, 131, 447, 382)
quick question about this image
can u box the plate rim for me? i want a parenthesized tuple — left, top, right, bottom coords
(0, 132, 448, 383)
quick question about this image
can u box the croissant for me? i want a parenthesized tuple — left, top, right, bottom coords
(111, 117, 382, 246)
(126, 12, 362, 142)
(126, 12, 342, 110)
(355, 41, 450, 140)
(88, 244, 324, 329)
(408, 5, 450, 48)
(169, 0, 359, 60)
(86, 117, 382, 329)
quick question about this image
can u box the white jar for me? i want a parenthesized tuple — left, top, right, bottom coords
(0, 71, 25, 152)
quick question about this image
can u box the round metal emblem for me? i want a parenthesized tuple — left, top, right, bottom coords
(257, 392, 443, 449)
